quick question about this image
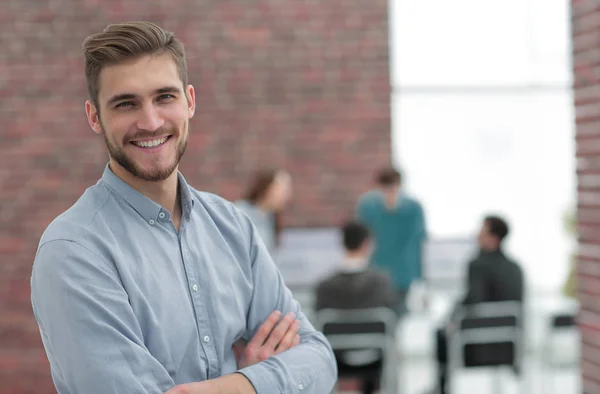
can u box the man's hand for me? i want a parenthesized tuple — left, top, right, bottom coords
(233, 310, 301, 369)
(164, 373, 255, 394)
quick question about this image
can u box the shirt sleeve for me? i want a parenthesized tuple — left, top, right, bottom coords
(415, 201, 427, 240)
(31, 240, 176, 394)
(462, 261, 487, 305)
(414, 201, 427, 279)
(355, 195, 370, 224)
(234, 214, 337, 394)
(314, 282, 327, 312)
(381, 274, 399, 311)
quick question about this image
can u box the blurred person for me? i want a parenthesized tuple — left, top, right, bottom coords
(30, 21, 336, 394)
(427, 215, 524, 394)
(315, 221, 397, 394)
(356, 167, 427, 315)
(235, 169, 292, 255)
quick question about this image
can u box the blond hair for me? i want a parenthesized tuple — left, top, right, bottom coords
(82, 21, 187, 109)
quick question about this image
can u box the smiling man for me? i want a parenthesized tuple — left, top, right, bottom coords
(30, 22, 336, 394)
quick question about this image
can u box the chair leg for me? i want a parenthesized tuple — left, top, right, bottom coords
(519, 372, 528, 394)
(383, 350, 399, 394)
(541, 337, 553, 394)
(492, 368, 503, 394)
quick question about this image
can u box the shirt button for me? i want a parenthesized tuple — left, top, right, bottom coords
(148, 219, 155, 226)
(158, 212, 166, 219)
(203, 335, 210, 343)
(298, 383, 304, 390)
(192, 284, 199, 292)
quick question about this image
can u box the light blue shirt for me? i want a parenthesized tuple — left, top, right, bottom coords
(234, 200, 276, 254)
(30, 165, 336, 394)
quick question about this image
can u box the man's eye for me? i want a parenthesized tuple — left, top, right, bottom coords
(158, 94, 175, 101)
(115, 101, 134, 109)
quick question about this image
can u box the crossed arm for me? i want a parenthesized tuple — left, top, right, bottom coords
(166, 311, 301, 394)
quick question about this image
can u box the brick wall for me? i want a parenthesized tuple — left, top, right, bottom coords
(573, 1, 600, 393)
(0, 1, 391, 392)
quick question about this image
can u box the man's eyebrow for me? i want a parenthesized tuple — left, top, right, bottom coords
(107, 93, 138, 106)
(155, 86, 182, 95)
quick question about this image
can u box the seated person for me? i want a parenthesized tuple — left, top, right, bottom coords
(315, 220, 397, 394)
(429, 215, 525, 394)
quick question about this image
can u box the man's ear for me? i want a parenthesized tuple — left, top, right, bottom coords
(186, 85, 196, 118)
(85, 100, 103, 135)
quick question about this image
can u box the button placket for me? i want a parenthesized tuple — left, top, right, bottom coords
(180, 237, 218, 377)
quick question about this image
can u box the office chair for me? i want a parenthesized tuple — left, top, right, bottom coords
(314, 307, 400, 394)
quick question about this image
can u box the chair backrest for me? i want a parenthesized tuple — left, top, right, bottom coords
(448, 301, 523, 370)
(551, 313, 576, 328)
(314, 307, 397, 351)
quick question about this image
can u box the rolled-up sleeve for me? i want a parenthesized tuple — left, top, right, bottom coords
(235, 215, 337, 394)
(31, 240, 175, 394)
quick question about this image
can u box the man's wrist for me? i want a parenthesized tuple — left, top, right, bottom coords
(226, 373, 257, 394)
(163, 374, 257, 394)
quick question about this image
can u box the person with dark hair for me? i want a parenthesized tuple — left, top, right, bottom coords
(427, 215, 524, 394)
(315, 220, 397, 394)
(30, 22, 335, 394)
(356, 167, 427, 315)
(235, 169, 292, 255)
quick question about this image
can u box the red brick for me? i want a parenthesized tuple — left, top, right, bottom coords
(574, 3, 600, 392)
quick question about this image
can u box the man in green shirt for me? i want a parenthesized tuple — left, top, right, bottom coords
(356, 168, 427, 315)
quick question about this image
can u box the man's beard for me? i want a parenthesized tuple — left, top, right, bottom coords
(103, 126, 188, 182)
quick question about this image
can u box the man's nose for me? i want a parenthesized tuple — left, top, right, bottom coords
(136, 104, 165, 131)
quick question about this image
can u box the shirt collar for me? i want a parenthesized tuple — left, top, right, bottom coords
(376, 189, 404, 208)
(480, 248, 504, 257)
(100, 164, 195, 225)
(340, 256, 369, 273)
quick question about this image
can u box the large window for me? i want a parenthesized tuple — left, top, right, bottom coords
(390, 0, 574, 289)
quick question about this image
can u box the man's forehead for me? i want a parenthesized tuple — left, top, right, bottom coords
(97, 53, 182, 100)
